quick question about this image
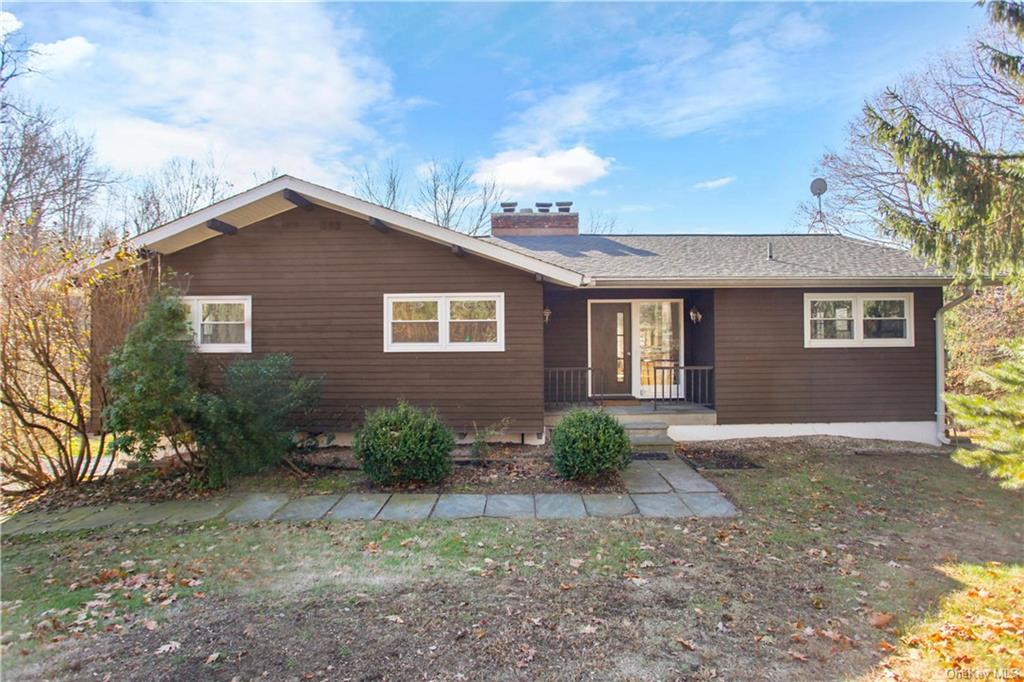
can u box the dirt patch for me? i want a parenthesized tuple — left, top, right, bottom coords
(3, 469, 209, 517)
(677, 445, 761, 470)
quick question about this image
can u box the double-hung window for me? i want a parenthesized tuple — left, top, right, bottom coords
(804, 293, 913, 348)
(384, 293, 504, 352)
(181, 296, 252, 353)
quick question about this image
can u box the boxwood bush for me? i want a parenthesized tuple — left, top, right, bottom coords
(354, 402, 454, 486)
(550, 409, 632, 480)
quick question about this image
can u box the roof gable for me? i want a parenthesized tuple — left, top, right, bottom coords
(100, 176, 589, 287)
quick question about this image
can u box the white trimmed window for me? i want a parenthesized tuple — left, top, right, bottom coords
(384, 293, 505, 352)
(804, 293, 913, 348)
(181, 296, 252, 353)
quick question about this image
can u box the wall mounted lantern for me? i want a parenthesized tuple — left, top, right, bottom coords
(688, 306, 703, 324)
(543, 307, 552, 325)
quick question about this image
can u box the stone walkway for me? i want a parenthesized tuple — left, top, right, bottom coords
(1, 461, 736, 536)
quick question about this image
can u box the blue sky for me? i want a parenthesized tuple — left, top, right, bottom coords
(4, 2, 985, 234)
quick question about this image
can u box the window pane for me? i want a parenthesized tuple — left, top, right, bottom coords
(201, 323, 245, 344)
(392, 301, 438, 321)
(449, 299, 496, 321)
(811, 319, 853, 339)
(391, 321, 439, 343)
(864, 299, 905, 318)
(810, 300, 853, 319)
(864, 319, 906, 339)
(449, 321, 497, 343)
(202, 302, 245, 322)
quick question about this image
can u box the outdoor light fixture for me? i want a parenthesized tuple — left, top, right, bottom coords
(543, 307, 552, 325)
(689, 306, 703, 324)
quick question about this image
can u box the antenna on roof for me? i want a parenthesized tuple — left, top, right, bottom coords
(808, 178, 831, 234)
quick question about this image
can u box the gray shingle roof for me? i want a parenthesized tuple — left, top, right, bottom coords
(483, 234, 944, 283)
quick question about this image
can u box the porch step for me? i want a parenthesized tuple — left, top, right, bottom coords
(621, 421, 671, 438)
(628, 434, 678, 452)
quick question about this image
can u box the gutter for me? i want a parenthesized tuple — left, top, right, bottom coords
(934, 289, 974, 444)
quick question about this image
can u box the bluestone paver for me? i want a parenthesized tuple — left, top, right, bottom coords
(378, 494, 437, 521)
(128, 503, 177, 526)
(677, 493, 738, 518)
(1, 512, 45, 535)
(160, 497, 244, 524)
(651, 461, 719, 493)
(272, 495, 341, 521)
(484, 494, 534, 518)
(535, 494, 586, 519)
(631, 493, 693, 518)
(583, 494, 637, 517)
(326, 493, 390, 520)
(58, 503, 150, 531)
(21, 506, 102, 534)
(225, 493, 290, 522)
(621, 462, 673, 493)
(432, 494, 487, 519)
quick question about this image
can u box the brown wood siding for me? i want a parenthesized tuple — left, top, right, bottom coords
(714, 287, 941, 424)
(155, 205, 544, 432)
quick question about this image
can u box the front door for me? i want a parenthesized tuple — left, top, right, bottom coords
(590, 302, 631, 396)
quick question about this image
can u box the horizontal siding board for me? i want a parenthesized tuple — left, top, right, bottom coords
(714, 287, 941, 424)
(157, 205, 545, 431)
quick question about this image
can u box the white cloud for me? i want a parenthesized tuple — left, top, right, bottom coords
(692, 176, 736, 190)
(771, 12, 830, 51)
(11, 4, 398, 188)
(28, 36, 96, 72)
(0, 11, 23, 39)
(494, 8, 831, 155)
(473, 145, 612, 195)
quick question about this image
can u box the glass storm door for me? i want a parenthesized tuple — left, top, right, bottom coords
(637, 301, 681, 398)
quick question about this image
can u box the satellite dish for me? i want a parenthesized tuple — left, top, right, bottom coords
(810, 178, 828, 197)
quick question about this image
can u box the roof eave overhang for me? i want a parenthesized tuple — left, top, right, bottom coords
(94, 176, 589, 288)
(586, 276, 952, 288)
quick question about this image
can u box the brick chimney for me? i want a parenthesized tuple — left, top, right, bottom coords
(490, 201, 578, 237)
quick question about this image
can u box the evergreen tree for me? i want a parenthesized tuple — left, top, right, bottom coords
(863, 1, 1024, 288)
(947, 343, 1024, 489)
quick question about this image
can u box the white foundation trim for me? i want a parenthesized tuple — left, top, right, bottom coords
(668, 421, 940, 446)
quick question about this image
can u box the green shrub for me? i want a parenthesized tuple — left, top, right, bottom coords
(354, 402, 454, 486)
(550, 409, 631, 480)
(105, 290, 320, 488)
(194, 353, 321, 488)
(104, 288, 198, 463)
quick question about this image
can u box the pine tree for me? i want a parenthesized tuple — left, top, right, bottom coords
(863, 1, 1024, 288)
(947, 343, 1024, 489)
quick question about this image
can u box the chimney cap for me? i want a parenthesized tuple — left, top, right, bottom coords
(500, 201, 517, 213)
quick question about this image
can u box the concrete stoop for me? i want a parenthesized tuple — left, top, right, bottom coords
(622, 420, 676, 453)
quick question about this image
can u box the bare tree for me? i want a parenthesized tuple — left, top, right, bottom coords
(354, 158, 404, 209)
(797, 33, 1023, 243)
(585, 209, 619, 235)
(123, 157, 233, 234)
(354, 157, 504, 235)
(1, 103, 113, 243)
(0, 236, 150, 492)
(0, 16, 36, 113)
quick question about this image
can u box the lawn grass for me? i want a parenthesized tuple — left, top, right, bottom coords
(2, 437, 1021, 681)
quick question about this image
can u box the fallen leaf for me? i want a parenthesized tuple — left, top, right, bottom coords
(578, 625, 597, 634)
(155, 640, 181, 655)
(385, 615, 404, 624)
(869, 612, 894, 628)
(205, 652, 222, 665)
(676, 638, 696, 651)
(143, 620, 158, 631)
(787, 649, 809, 662)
